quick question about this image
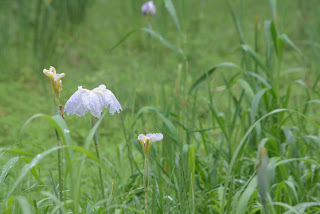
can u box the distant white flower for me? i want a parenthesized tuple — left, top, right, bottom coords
(64, 84, 122, 118)
(138, 133, 163, 145)
(43, 66, 65, 97)
(141, 1, 156, 16)
(138, 133, 163, 154)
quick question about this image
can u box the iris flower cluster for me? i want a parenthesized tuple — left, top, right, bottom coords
(43, 4, 163, 207)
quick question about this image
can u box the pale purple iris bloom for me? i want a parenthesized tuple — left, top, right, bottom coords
(141, 1, 156, 16)
(138, 133, 163, 146)
(64, 84, 122, 118)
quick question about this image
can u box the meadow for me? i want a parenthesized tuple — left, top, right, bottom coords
(1, 0, 320, 213)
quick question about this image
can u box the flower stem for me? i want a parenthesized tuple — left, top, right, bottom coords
(144, 156, 149, 213)
(57, 134, 63, 200)
(147, 16, 152, 39)
(120, 114, 133, 174)
(91, 117, 107, 211)
(54, 104, 63, 213)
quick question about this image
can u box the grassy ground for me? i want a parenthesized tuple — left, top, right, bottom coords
(1, 0, 320, 213)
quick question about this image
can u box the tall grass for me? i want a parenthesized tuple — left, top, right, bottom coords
(1, 0, 320, 213)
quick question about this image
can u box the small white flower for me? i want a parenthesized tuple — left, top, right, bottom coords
(64, 84, 122, 118)
(138, 133, 163, 145)
(137, 133, 163, 154)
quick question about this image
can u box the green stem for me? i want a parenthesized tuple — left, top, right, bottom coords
(57, 135, 62, 201)
(120, 114, 133, 174)
(144, 156, 149, 213)
(54, 104, 63, 214)
(91, 117, 107, 211)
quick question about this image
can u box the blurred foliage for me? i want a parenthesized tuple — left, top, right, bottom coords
(0, 0, 91, 81)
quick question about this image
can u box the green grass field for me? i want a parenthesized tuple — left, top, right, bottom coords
(1, 0, 320, 213)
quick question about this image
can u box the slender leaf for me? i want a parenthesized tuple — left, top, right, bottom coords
(16, 196, 32, 214)
(0, 157, 20, 187)
(241, 44, 267, 71)
(107, 29, 137, 54)
(141, 28, 185, 57)
(236, 177, 258, 214)
(188, 63, 241, 95)
(164, 0, 183, 37)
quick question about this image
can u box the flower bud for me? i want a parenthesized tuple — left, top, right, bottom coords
(43, 66, 65, 101)
(141, 1, 156, 16)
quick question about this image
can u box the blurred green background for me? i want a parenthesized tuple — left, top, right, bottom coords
(1, 0, 316, 145)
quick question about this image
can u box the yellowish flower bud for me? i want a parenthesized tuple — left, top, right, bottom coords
(43, 66, 65, 100)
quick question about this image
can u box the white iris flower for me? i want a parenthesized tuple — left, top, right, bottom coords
(138, 133, 163, 154)
(64, 84, 122, 118)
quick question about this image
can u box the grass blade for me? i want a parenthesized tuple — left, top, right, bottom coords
(141, 28, 185, 57)
(251, 88, 270, 122)
(0, 157, 20, 188)
(235, 176, 258, 214)
(279, 34, 301, 54)
(188, 63, 240, 95)
(241, 44, 268, 72)
(16, 196, 32, 214)
(107, 29, 137, 54)
(164, 0, 183, 37)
